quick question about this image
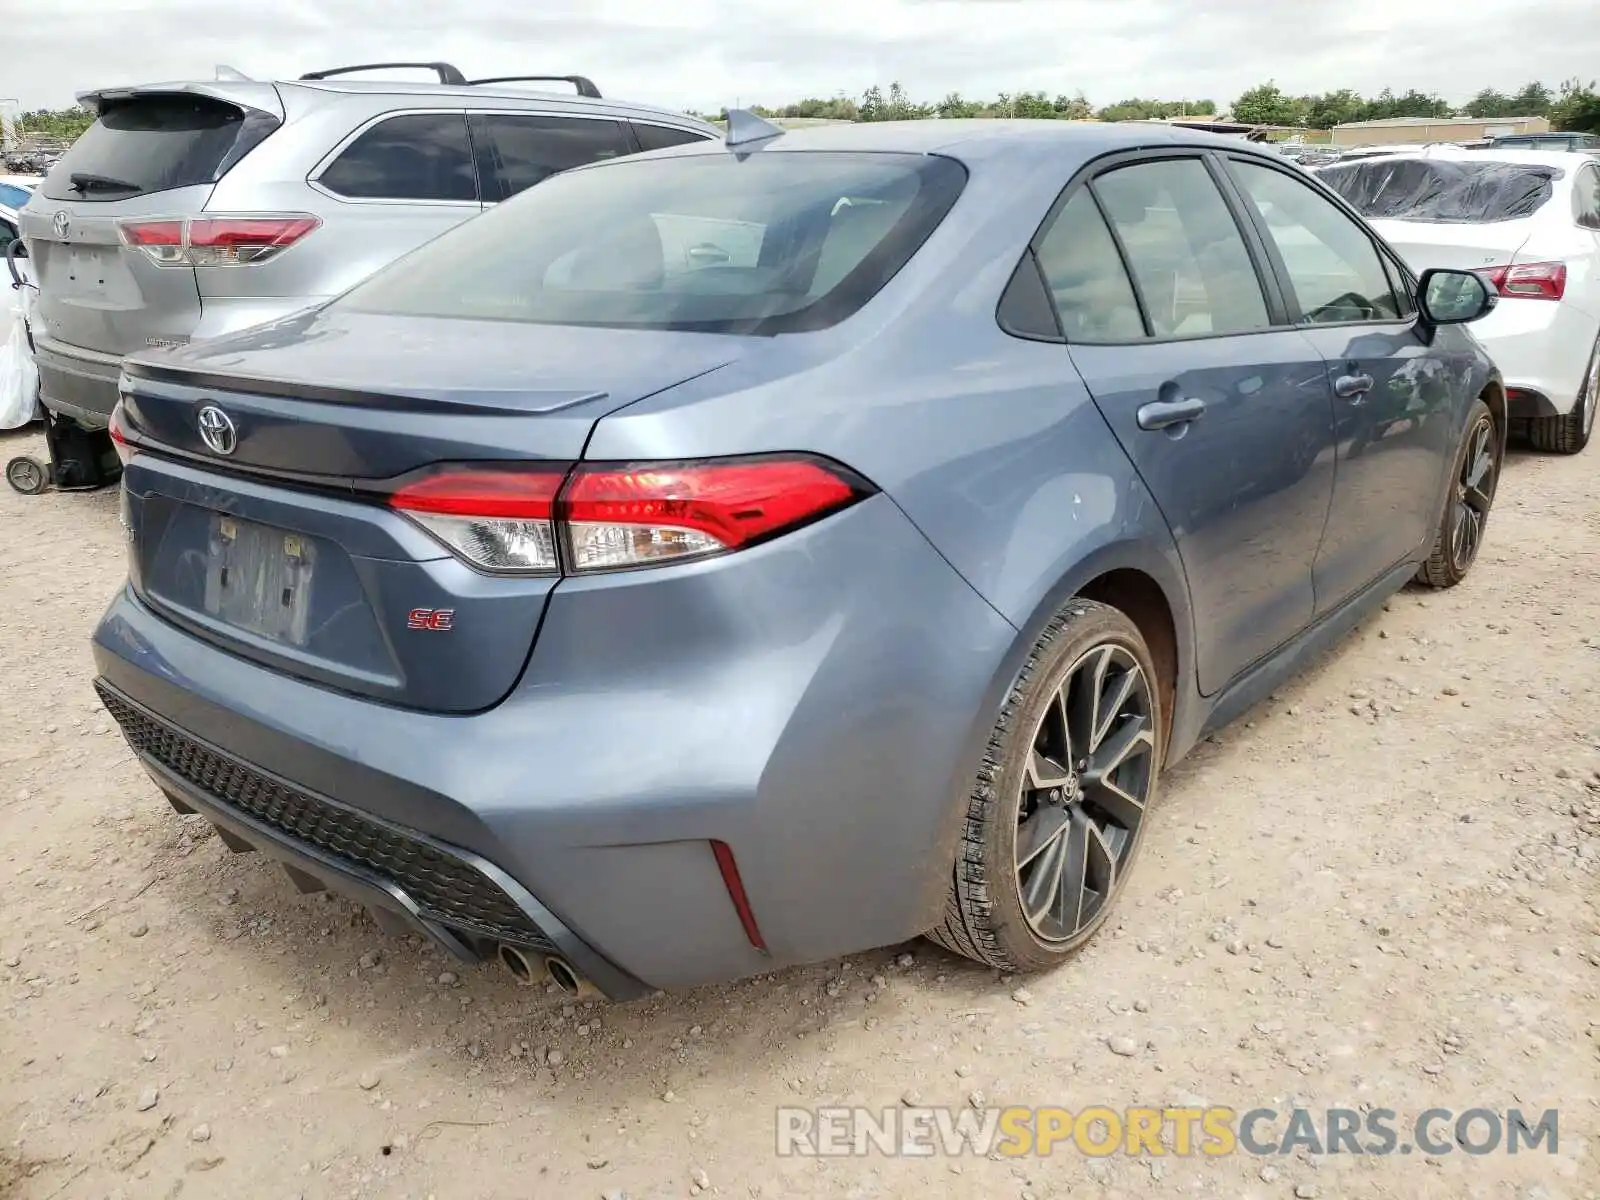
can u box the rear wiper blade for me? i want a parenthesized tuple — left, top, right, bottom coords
(69, 172, 140, 193)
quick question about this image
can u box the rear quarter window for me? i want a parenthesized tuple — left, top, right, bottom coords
(42, 95, 279, 203)
(1320, 158, 1560, 223)
(632, 123, 715, 152)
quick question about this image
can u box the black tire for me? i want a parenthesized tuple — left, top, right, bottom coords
(1526, 334, 1599, 455)
(5, 456, 48, 495)
(928, 599, 1163, 972)
(1417, 399, 1500, 589)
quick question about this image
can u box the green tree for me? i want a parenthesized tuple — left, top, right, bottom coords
(1231, 82, 1306, 126)
(1509, 81, 1553, 115)
(935, 92, 981, 119)
(1552, 78, 1600, 132)
(1464, 88, 1514, 118)
(1053, 92, 1095, 120)
(18, 107, 95, 140)
(1303, 88, 1365, 128)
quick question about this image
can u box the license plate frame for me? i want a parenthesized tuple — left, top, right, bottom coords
(202, 514, 316, 647)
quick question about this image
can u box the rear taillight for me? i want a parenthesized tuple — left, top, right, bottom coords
(561, 458, 861, 572)
(1480, 261, 1567, 301)
(107, 401, 137, 466)
(388, 466, 565, 574)
(116, 215, 321, 267)
(386, 456, 869, 575)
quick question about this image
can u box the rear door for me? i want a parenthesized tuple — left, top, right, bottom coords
(1042, 153, 1337, 696)
(468, 112, 635, 203)
(21, 86, 283, 357)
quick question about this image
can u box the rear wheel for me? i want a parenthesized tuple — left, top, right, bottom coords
(928, 599, 1162, 972)
(1417, 399, 1500, 589)
(1526, 333, 1598, 454)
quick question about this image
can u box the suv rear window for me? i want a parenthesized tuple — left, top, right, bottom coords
(1319, 158, 1560, 223)
(335, 150, 968, 335)
(41, 95, 279, 203)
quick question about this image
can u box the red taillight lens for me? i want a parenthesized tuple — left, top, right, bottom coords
(116, 215, 321, 267)
(107, 401, 137, 466)
(388, 466, 566, 574)
(1481, 261, 1567, 301)
(560, 457, 863, 572)
(386, 456, 869, 575)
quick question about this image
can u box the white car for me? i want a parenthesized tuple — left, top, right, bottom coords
(1317, 146, 1600, 453)
(0, 174, 38, 259)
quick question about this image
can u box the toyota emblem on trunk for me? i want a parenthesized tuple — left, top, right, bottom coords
(51, 211, 70, 239)
(197, 405, 238, 456)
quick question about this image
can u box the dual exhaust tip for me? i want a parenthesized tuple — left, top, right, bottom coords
(497, 943, 586, 997)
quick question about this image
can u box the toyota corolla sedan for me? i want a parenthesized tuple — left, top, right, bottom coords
(95, 118, 1503, 999)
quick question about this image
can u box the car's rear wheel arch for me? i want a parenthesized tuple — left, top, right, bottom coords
(1075, 568, 1178, 759)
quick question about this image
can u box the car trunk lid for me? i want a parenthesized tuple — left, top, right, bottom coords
(116, 309, 742, 713)
(1366, 218, 1536, 275)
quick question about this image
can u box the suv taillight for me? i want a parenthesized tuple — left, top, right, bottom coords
(1481, 261, 1567, 301)
(117, 215, 321, 267)
(387, 456, 870, 575)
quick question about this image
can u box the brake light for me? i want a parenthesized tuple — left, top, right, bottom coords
(117, 215, 321, 267)
(386, 456, 870, 575)
(107, 401, 137, 466)
(1481, 261, 1566, 301)
(561, 458, 861, 571)
(388, 466, 565, 574)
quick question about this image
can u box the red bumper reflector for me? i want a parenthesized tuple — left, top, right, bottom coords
(710, 839, 767, 952)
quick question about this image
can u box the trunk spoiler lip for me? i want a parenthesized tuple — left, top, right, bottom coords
(76, 80, 285, 121)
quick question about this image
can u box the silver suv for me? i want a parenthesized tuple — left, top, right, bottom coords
(18, 62, 718, 428)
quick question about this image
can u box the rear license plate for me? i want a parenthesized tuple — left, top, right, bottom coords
(202, 515, 316, 646)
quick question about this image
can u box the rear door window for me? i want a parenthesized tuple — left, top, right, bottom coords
(470, 114, 634, 202)
(1231, 159, 1404, 324)
(318, 113, 478, 203)
(1573, 164, 1600, 229)
(1033, 189, 1145, 340)
(631, 123, 715, 152)
(1092, 157, 1271, 338)
(41, 94, 279, 203)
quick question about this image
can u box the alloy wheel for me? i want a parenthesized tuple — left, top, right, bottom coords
(1450, 413, 1497, 572)
(1014, 641, 1155, 943)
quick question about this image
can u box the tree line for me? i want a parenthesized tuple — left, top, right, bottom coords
(724, 77, 1600, 133)
(11, 76, 1600, 142)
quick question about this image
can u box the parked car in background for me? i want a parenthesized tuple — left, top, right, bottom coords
(95, 118, 1504, 998)
(0, 175, 38, 254)
(1489, 132, 1600, 154)
(1318, 146, 1600, 453)
(18, 62, 718, 431)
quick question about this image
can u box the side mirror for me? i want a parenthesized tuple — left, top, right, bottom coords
(1417, 267, 1496, 325)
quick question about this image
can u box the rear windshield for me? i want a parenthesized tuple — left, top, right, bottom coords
(41, 95, 280, 203)
(334, 150, 968, 335)
(1319, 158, 1560, 223)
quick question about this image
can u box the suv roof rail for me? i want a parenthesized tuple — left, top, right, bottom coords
(300, 62, 468, 86)
(466, 75, 602, 99)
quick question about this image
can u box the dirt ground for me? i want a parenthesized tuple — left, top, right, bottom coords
(1, 423, 1596, 1200)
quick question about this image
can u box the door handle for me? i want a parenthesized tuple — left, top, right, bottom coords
(1334, 373, 1375, 399)
(1136, 396, 1207, 431)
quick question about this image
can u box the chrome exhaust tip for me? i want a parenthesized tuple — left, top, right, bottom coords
(544, 955, 583, 997)
(497, 943, 539, 986)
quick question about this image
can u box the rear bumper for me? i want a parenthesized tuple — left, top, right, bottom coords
(35, 336, 120, 427)
(92, 496, 1019, 992)
(1471, 300, 1597, 418)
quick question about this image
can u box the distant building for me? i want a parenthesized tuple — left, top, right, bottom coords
(1330, 115, 1550, 147)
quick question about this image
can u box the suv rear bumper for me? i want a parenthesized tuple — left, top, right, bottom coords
(91, 496, 1020, 993)
(35, 336, 120, 427)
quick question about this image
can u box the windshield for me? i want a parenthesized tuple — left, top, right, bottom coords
(1318, 158, 1560, 223)
(334, 150, 968, 335)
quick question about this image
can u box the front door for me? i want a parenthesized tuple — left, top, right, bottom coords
(1036, 156, 1337, 696)
(1223, 156, 1458, 611)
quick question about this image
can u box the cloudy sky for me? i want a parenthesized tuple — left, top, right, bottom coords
(6, 0, 1599, 114)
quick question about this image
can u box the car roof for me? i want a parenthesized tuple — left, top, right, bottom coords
(655, 118, 1287, 166)
(1330, 145, 1592, 171)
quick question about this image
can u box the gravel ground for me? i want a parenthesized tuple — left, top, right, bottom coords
(1, 423, 1597, 1200)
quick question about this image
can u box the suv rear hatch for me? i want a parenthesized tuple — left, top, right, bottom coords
(116, 310, 741, 713)
(22, 84, 283, 362)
